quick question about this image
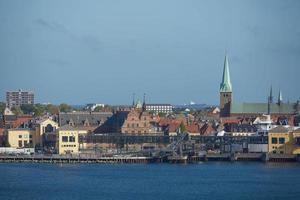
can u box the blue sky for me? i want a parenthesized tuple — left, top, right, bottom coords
(0, 0, 299, 105)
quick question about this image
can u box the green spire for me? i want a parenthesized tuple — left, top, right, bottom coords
(220, 55, 232, 92)
(136, 99, 142, 109)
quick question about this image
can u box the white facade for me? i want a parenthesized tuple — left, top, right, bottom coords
(86, 103, 105, 111)
(145, 104, 173, 114)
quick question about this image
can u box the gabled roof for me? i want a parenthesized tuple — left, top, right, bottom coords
(36, 118, 58, 126)
(59, 112, 113, 127)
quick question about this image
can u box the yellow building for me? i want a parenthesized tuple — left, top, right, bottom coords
(292, 128, 300, 154)
(35, 118, 59, 147)
(7, 129, 36, 148)
(57, 125, 79, 155)
(268, 126, 300, 155)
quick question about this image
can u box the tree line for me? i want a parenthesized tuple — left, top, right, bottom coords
(0, 102, 73, 117)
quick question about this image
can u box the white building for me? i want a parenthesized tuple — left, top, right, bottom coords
(145, 104, 173, 114)
(6, 89, 34, 108)
(85, 103, 105, 111)
(253, 114, 277, 135)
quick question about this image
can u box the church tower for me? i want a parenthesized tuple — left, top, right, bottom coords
(220, 55, 233, 117)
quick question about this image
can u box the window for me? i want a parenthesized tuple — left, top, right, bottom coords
(62, 136, 68, 142)
(69, 136, 76, 142)
(29, 135, 33, 139)
(136, 124, 139, 127)
(18, 140, 22, 147)
(24, 141, 28, 147)
(19, 135, 22, 139)
(271, 138, 278, 144)
(296, 138, 300, 146)
(279, 138, 285, 144)
(127, 124, 130, 128)
(45, 124, 54, 133)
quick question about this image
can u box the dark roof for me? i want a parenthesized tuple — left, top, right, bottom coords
(225, 124, 257, 133)
(94, 111, 129, 133)
(59, 124, 77, 131)
(231, 103, 296, 115)
(59, 112, 113, 127)
(4, 115, 17, 121)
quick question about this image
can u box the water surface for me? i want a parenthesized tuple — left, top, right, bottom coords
(1, 162, 300, 200)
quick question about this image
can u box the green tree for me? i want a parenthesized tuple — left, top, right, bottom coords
(94, 106, 104, 112)
(33, 104, 46, 117)
(0, 102, 5, 114)
(158, 112, 167, 117)
(59, 103, 72, 113)
(20, 104, 36, 114)
(179, 122, 186, 133)
(45, 104, 59, 115)
(11, 106, 23, 116)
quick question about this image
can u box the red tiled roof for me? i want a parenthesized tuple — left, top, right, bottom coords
(167, 122, 181, 132)
(200, 123, 216, 136)
(12, 115, 32, 128)
(221, 118, 241, 124)
(186, 123, 200, 133)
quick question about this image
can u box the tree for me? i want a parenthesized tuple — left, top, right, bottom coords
(0, 102, 5, 114)
(94, 106, 104, 112)
(11, 106, 23, 116)
(179, 122, 186, 133)
(45, 104, 59, 115)
(33, 104, 46, 117)
(20, 104, 36, 114)
(158, 112, 167, 117)
(59, 103, 72, 113)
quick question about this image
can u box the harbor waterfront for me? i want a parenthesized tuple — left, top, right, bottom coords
(0, 152, 299, 164)
(1, 162, 300, 200)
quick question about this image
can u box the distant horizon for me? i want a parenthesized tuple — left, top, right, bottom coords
(1, 0, 299, 105)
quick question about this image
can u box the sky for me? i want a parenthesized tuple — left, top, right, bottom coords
(0, 0, 300, 105)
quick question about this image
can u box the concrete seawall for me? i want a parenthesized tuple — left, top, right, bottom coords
(0, 153, 299, 164)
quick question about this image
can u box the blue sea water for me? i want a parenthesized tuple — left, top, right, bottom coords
(1, 162, 300, 200)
